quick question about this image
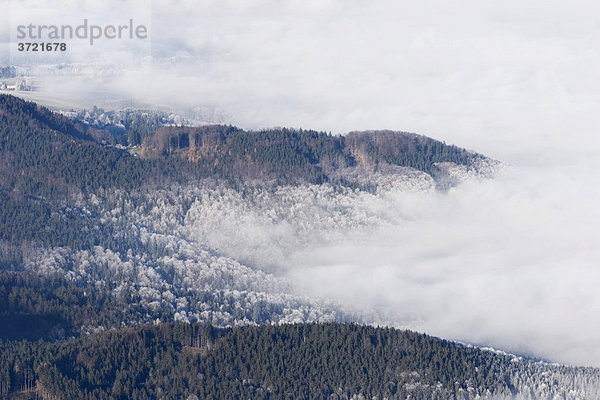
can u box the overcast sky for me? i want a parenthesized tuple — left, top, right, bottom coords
(4, 0, 600, 367)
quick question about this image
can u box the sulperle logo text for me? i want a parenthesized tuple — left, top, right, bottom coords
(16, 19, 148, 45)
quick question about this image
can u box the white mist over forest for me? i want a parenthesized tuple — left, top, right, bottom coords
(182, 163, 600, 367)
(6, 0, 600, 367)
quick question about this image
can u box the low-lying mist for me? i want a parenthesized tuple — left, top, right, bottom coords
(9, 0, 600, 369)
(185, 162, 600, 368)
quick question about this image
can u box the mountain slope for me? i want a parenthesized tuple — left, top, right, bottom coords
(0, 94, 150, 197)
(139, 124, 494, 185)
(2, 322, 599, 399)
(0, 94, 496, 193)
(0, 94, 500, 333)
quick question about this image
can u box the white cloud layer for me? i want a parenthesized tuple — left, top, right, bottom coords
(181, 160, 600, 367)
(284, 165, 600, 367)
(6, 0, 600, 367)
(7, 0, 600, 163)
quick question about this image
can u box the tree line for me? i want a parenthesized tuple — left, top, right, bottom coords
(2, 321, 599, 399)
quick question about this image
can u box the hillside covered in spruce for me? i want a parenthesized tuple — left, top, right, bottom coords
(2, 322, 600, 399)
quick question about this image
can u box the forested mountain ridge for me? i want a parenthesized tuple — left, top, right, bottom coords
(139, 124, 494, 184)
(1, 93, 496, 191)
(2, 322, 599, 399)
(0, 94, 153, 197)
